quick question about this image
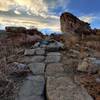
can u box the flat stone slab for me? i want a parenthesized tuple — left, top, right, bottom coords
(16, 75, 45, 100)
(28, 63, 45, 75)
(24, 49, 35, 56)
(46, 76, 93, 100)
(45, 55, 61, 63)
(16, 94, 44, 100)
(46, 63, 64, 76)
(47, 52, 61, 56)
(35, 48, 45, 55)
(19, 56, 45, 63)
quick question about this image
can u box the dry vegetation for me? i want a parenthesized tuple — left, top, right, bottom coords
(0, 36, 25, 99)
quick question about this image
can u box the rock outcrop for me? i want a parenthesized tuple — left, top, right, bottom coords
(60, 12, 97, 48)
(60, 12, 91, 35)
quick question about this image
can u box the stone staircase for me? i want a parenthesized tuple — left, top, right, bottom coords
(16, 45, 93, 100)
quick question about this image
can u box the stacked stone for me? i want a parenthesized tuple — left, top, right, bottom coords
(16, 47, 46, 100)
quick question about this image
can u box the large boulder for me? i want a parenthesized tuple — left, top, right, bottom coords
(60, 12, 92, 47)
(60, 12, 91, 34)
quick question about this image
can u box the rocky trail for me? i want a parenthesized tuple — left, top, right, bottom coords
(15, 42, 93, 100)
(0, 12, 100, 100)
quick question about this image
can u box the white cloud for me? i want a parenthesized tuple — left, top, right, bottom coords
(0, 0, 64, 32)
(0, 16, 60, 32)
(46, 0, 70, 10)
(79, 15, 95, 23)
(14, 0, 48, 17)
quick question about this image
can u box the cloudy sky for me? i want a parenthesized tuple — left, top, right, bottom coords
(0, 0, 100, 34)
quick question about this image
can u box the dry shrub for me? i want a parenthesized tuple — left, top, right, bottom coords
(0, 58, 15, 99)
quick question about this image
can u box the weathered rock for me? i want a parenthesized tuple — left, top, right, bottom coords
(6, 26, 26, 34)
(32, 42, 40, 48)
(8, 62, 29, 76)
(13, 62, 27, 70)
(24, 49, 35, 56)
(69, 49, 80, 55)
(78, 57, 100, 73)
(77, 58, 90, 72)
(35, 48, 45, 55)
(46, 76, 93, 100)
(56, 42, 64, 48)
(60, 12, 91, 34)
(45, 55, 61, 63)
(46, 63, 64, 76)
(28, 63, 45, 75)
(16, 75, 45, 100)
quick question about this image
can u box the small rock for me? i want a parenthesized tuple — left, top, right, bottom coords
(24, 49, 35, 56)
(96, 77, 100, 83)
(77, 58, 89, 72)
(9, 62, 28, 75)
(56, 42, 64, 48)
(77, 57, 100, 73)
(32, 42, 40, 48)
(13, 62, 27, 70)
(69, 49, 80, 55)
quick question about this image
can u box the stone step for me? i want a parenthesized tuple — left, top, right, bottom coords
(19, 56, 45, 63)
(45, 55, 61, 63)
(28, 63, 45, 75)
(46, 76, 93, 100)
(35, 48, 45, 55)
(24, 49, 35, 56)
(46, 63, 64, 76)
(16, 75, 45, 100)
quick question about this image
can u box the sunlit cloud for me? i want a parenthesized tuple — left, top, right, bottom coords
(0, 0, 71, 33)
(79, 15, 96, 23)
(0, 16, 60, 32)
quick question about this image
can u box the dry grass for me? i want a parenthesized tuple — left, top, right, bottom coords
(0, 38, 24, 99)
